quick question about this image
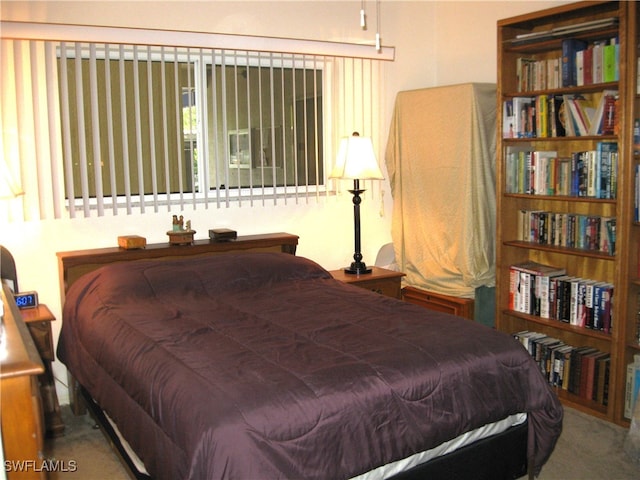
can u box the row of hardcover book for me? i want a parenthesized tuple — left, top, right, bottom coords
(516, 210, 616, 255)
(509, 261, 613, 332)
(504, 143, 618, 199)
(513, 330, 610, 405)
(503, 91, 617, 139)
(515, 36, 619, 92)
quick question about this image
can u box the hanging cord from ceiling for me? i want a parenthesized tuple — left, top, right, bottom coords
(359, 0, 382, 52)
(375, 0, 381, 52)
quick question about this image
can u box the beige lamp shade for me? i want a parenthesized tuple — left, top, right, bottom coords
(330, 134, 384, 180)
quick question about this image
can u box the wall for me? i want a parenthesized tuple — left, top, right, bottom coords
(0, 0, 566, 404)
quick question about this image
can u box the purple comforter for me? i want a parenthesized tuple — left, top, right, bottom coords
(57, 252, 562, 479)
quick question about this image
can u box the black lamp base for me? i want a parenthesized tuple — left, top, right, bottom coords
(344, 261, 372, 275)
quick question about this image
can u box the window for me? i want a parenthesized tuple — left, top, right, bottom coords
(1, 22, 392, 220)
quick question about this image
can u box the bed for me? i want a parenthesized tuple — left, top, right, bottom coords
(56, 234, 562, 480)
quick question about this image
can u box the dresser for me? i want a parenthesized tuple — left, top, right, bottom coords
(21, 304, 65, 437)
(1, 284, 46, 480)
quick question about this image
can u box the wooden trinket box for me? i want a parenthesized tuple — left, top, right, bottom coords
(118, 235, 147, 250)
(209, 228, 237, 242)
(167, 230, 196, 245)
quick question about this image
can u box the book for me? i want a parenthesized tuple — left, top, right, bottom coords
(566, 95, 595, 136)
(588, 90, 618, 135)
(549, 95, 566, 137)
(583, 351, 609, 400)
(561, 95, 578, 137)
(512, 330, 530, 342)
(569, 346, 598, 395)
(627, 354, 640, 418)
(562, 38, 588, 87)
(576, 279, 595, 328)
(561, 345, 575, 391)
(503, 98, 516, 138)
(585, 150, 597, 197)
(601, 357, 611, 406)
(595, 283, 614, 334)
(555, 157, 572, 195)
(510, 262, 566, 316)
(605, 217, 616, 255)
(554, 275, 574, 323)
(596, 141, 618, 199)
(582, 45, 593, 86)
(554, 344, 574, 387)
(569, 277, 584, 326)
(520, 271, 533, 314)
(536, 94, 549, 138)
(592, 42, 604, 83)
(584, 280, 597, 329)
(601, 93, 618, 135)
(633, 354, 640, 413)
(603, 39, 619, 83)
(505, 145, 536, 194)
(532, 150, 557, 194)
(625, 360, 638, 419)
(541, 338, 564, 380)
(511, 97, 535, 138)
(537, 273, 557, 319)
(596, 355, 611, 404)
(547, 342, 567, 385)
(517, 331, 547, 354)
(516, 57, 535, 92)
(533, 336, 561, 376)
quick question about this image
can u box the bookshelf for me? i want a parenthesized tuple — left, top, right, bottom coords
(626, 1, 640, 422)
(496, 1, 637, 425)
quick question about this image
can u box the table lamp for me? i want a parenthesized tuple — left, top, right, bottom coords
(330, 132, 384, 274)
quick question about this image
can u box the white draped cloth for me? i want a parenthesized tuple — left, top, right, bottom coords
(385, 83, 497, 298)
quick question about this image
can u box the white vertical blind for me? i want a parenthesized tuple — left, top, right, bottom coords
(0, 23, 389, 222)
(103, 43, 118, 215)
(0, 39, 65, 222)
(118, 45, 133, 215)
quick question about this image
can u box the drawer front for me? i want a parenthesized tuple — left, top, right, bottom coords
(27, 322, 54, 361)
(355, 278, 402, 299)
(402, 286, 474, 320)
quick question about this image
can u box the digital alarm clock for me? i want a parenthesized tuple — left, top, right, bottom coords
(14, 291, 39, 309)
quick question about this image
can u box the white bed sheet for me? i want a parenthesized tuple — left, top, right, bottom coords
(106, 410, 526, 479)
(351, 412, 528, 480)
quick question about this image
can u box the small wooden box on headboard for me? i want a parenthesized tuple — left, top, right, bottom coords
(117, 235, 147, 250)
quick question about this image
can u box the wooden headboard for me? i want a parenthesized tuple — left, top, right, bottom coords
(56, 232, 298, 304)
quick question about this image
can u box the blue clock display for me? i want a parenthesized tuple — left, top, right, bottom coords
(14, 291, 38, 309)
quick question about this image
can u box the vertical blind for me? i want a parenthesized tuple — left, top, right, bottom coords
(0, 23, 391, 221)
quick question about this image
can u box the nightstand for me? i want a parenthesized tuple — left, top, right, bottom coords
(21, 304, 65, 437)
(329, 266, 405, 299)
